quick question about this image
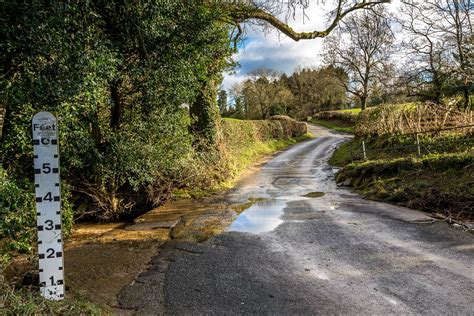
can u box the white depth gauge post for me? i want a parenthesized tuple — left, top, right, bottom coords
(32, 112, 65, 300)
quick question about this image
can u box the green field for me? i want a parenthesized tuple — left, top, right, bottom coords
(335, 108, 362, 114)
(310, 107, 362, 133)
(310, 119, 354, 133)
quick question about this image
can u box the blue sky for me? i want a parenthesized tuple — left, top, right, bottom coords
(222, 0, 403, 91)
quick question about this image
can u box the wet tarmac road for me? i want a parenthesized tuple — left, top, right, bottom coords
(119, 125, 474, 315)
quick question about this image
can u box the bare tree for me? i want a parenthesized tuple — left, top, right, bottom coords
(397, 1, 472, 107)
(430, 0, 473, 108)
(397, 2, 451, 103)
(322, 6, 394, 109)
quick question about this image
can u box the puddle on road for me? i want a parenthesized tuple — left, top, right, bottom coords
(229, 199, 286, 233)
(303, 191, 325, 198)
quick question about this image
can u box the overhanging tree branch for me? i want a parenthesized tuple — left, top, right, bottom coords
(213, 0, 391, 41)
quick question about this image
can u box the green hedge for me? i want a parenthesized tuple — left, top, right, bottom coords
(221, 117, 307, 149)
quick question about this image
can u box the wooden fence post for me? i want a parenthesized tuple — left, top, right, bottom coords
(362, 140, 367, 160)
(416, 133, 421, 157)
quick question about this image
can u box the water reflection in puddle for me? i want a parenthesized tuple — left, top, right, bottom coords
(229, 200, 286, 234)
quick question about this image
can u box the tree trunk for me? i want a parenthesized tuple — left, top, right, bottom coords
(360, 95, 367, 110)
(110, 80, 123, 130)
(260, 101, 266, 119)
(90, 113, 102, 148)
(432, 79, 442, 104)
(463, 85, 470, 110)
(189, 79, 220, 144)
(0, 105, 5, 140)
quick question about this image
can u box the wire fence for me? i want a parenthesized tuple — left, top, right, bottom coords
(350, 124, 474, 162)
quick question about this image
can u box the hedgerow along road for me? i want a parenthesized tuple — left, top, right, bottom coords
(119, 125, 474, 314)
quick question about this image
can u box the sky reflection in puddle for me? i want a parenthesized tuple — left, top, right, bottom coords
(229, 200, 286, 234)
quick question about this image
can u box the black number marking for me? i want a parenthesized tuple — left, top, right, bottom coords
(49, 275, 55, 286)
(45, 220, 54, 230)
(46, 248, 55, 258)
(42, 163, 51, 173)
(43, 192, 53, 202)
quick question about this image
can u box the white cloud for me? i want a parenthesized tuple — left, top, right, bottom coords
(222, 1, 403, 91)
(221, 73, 250, 91)
(222, 3, 332, 90)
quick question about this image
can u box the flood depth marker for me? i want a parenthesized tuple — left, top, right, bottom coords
(32, 112, 65, 300)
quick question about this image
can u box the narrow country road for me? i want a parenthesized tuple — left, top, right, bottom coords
(120, 125, 474, 315)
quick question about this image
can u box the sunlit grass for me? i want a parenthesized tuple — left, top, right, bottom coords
(335, 108, 362, 114)
(0, 287, 111, 316)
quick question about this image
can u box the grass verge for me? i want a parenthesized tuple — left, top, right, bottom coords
(175, 132, 313, 198)
(220, 133, 313, 188)
(331, 137, 474, 219)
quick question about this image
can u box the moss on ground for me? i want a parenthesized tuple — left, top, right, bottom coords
(329, 141, 354, 166)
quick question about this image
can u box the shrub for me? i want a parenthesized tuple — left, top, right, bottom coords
(221, 118, 307, 144)
(1, 1, 233, 221)
(217, 118, 309, 182)
(0, 168, 73, 264)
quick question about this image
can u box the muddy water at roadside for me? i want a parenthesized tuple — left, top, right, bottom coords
(64, 192, 294, 307)
(63, 197, 241, 307)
